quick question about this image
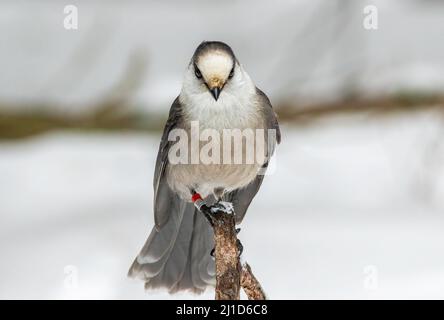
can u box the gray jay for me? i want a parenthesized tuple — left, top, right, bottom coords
(128, 41, 280, 293)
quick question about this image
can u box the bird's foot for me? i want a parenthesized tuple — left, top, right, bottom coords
(192, 192, 234, 226)
(206, 201, 234, 226)
(210, 201, 234, 215)
(199, 202, 232, 226)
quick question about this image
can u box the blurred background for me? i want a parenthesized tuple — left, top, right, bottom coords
(1, 0, 444, 299)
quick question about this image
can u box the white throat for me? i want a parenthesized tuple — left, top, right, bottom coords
(179, 68, 260, 130)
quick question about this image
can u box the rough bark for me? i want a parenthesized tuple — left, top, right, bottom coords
(240, 263, 267, 300)
(213, 213, 241, 300)
(213, 211, 266, 300)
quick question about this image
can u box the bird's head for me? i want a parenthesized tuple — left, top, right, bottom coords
(183, 41, 249, 102)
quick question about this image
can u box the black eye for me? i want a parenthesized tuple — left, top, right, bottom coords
(195, 67, 202, 79)
(229, 67, 234, 79)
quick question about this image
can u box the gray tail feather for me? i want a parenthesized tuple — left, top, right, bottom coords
(128, 200, 215, 294)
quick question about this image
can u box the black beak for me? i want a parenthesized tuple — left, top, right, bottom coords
(210, 87, 221, 101)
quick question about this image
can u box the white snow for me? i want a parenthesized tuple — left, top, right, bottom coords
(1, 110, 444, 299)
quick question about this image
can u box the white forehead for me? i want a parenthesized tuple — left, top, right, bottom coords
(196, 51, 233, 79)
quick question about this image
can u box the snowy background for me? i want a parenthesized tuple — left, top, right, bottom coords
(1, 0, 444, 299)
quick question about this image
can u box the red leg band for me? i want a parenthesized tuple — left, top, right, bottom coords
(192, 193, 205, 210)
(191, 193, 202, 203)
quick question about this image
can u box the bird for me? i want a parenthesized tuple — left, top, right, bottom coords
(128, 41, 281, 294)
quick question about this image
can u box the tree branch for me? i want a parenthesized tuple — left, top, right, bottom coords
(212, 211, 266, 300)
(213, 212, 241, 300)
(241, 262, 267, 300)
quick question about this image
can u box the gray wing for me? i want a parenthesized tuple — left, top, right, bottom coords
(153, 97, 183, 229)
(225, 88, 281, 224)
(257, 88, 281, 145)
(130, 97, 215, 292)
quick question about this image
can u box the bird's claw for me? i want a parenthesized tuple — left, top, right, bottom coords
(199, 205, 218, 226)
(210, 201, 234, 215)
(199, 201, 234, 227)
